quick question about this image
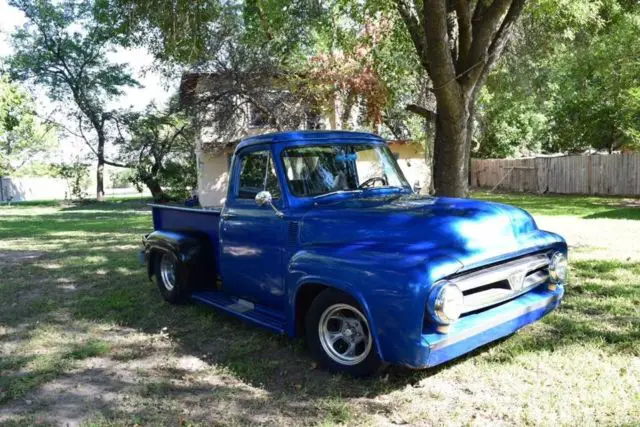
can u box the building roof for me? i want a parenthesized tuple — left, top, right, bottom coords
(179, 72, 228, 106)
(236, 130, 384, 150)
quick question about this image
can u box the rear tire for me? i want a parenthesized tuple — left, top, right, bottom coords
(305, 289, 382, 377)
(154, 251, 189, 304)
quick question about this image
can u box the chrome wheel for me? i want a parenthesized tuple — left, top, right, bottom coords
(159, 253, 176, 291)
(318, 303, 372, 366)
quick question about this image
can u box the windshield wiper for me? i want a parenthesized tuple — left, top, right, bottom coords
(312, 189, 362, 200)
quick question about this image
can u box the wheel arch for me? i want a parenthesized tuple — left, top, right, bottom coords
(291, 277, 385, 361)
(144, 229, 215, 281)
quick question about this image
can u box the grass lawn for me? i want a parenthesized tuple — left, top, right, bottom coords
(0, 194, 638, 426)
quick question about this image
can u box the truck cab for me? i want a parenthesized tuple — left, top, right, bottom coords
(142, 131, 568, 376)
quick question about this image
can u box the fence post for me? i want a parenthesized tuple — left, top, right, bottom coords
(587, 155, 593, 195)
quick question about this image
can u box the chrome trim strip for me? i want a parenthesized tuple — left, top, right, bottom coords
(462, 270, 549, 313)
(429, 291, 561, 351)
(452, 254, 549, 292)
(148, 203, 222, 214)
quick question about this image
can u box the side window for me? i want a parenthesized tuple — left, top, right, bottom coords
(237, 150, 281, 200)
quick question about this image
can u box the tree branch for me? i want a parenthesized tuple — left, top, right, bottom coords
(423, 0, 463, 112)
(456, 0, 472, 71)
(405, 103, 437, 121)
(462, 0, 513, 90)
(103, 158, 133, 168)
(470, 0, 526, 99)
(76, 115, 99, 157)
(396, 0, 430, 72)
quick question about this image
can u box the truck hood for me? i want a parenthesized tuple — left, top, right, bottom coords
(299, 195, 555, 277)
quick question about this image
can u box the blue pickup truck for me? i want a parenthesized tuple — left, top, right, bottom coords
(141, 130, 568, 376)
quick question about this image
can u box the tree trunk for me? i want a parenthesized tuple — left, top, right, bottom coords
(96, 158, 105, 201)
(144, 177, 166, 202)
(432, 104, 471, 198)
(424, 110, 436, 194)
(96, 133, 105, 201)
(395, 0, 527, 199)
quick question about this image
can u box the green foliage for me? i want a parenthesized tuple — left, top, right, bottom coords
(475, 85, 547, 158)
(93, 0, 223, 64)
(109, 168, 136, 188)
(54, 160, 90, 200)
(9, 0, 138, 107)
(95, 0, 316, 65)
(0, 77, 57, 175)
(11, 161, 61, 177)
(549, 10, 640, 153)
(95, 0, 428, 141)
(477, 0, 640, 157)
(115, 104, 196, 201)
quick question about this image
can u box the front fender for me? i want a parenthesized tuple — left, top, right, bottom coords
(286, 248, 430, 363)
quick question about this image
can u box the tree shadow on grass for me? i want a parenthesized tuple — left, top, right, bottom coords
(474, 191, 640, 219)
(59, 199, 152, 212)
(583, 207, 640, 220)
(3, 243, 639, 404)
(0, 211, 150, 240)
(0, 244, 486, 403)
(2, 203, 639, 424)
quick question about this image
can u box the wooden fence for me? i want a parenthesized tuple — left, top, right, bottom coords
(470, 153, 640, 196)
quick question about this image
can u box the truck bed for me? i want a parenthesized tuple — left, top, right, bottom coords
(150, 203, 221, 254)
(150, 203, 221, 227)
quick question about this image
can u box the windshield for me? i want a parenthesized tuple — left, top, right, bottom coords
(281, 143, 410, 198)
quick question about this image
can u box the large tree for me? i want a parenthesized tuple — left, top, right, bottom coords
(394, 0, 527, 196)
(8, 0, 139, 200)
(97, 0, 528, 197)
(113, 103, 196, 202)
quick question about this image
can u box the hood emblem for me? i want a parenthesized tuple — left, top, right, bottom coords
(508, 270, 526, 291)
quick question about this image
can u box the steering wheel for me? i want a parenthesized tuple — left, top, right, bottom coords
(358, 176, 387, 189)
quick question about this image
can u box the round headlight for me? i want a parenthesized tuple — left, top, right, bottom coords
(549, 251, 568, 284)
(428, 281, 464, 325)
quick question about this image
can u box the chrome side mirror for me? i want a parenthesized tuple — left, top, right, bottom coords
(255, 190, 272, 207)
(413, 180, 422, 194)
(255, 191, 284, 217)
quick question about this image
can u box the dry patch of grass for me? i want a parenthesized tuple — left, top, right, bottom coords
(0, 197, 638, 426)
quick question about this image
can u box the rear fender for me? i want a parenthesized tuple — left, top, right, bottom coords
(144, 230, 213, 280)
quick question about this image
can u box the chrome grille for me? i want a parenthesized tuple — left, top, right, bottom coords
(450, 254, 550, 314)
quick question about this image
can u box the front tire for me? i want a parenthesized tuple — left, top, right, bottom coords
(154, 251, 188, 304)
(305, 289, 382, 377)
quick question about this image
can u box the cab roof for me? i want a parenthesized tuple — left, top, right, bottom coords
(236, 130, 384, 151)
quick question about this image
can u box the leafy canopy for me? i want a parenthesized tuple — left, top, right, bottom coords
(477, 0, 640, 157)
(0, 77, 57, 175)
(9, 0, 139, 113)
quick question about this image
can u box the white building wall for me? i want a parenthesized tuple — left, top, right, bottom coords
(0, 177, 69, 201)
(197, 149, 232, 207)
(390, 143, 431, 194)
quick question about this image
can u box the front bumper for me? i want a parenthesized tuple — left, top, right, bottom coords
(405, 283, 564, 368)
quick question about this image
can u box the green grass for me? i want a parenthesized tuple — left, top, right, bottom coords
(473, 190, 640, 219)
(0, 195, 638, 426)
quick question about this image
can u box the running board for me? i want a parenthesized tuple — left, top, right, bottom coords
(190, 291, 287, 334)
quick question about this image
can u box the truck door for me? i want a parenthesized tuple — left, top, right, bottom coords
(218, 146, 286, 310)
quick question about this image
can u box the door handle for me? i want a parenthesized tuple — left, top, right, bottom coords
(221, 213, 236, 219)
